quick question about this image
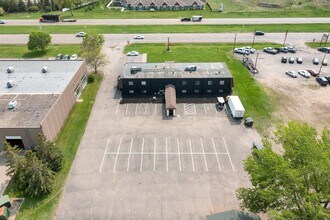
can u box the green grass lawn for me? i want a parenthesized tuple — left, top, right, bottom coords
(0, 45, 80, 58)
(4, 74, 103, 220)
(125, 43, 277, 132)
(305, 42, 329, 48)
(0, 24, 329, 34)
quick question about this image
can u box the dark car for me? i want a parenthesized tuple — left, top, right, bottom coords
(313, 58, 319, 65)
(289, 57, 295, 64)
(325, 76, 330, 84)
(307, 69, 318, 77)
(245, 117, 254, 127)
(317, 47, 330, 54)
(287, 46, 297, 53)
(296, 57, 303, 64)
(255, 31, 265, 36)
(181, 17, 191, 22)
(276, 47, 288, 53)
(281, 56, 287, 63)
(55, 54, 63, 60)
(316, 77, 328, 86)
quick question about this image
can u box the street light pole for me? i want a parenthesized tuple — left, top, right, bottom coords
(233, 33, 237, 54)
(252, 29, 256, 48)
(283, 30, 288, 47)
(318, 52, 327, 76)
(255, 52, 259, 69)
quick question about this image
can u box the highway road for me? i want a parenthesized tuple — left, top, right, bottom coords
(3, 18, 330, 26)
(0, 33, 324, 45)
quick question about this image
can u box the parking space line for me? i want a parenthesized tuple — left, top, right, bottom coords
(135, 104, 138, 115)
(204, 104, 208, 115)
(154, 138, 156, 171)
(177, 138, 182, 171)
(200, 138, 208, 171)
(125, 104, 129, 115)
(113, 138, 122, 172)
(154, 104, 157, 115)
(166, 138, 168, 172)
(144, 104, 148, 115)
(99, 138, 110, 173)
(140, 138, 144, 172)
(223, 137, 235, 171)
(127, 138, 134, 172)
(189, 138, 195, 172)
(212, 137, 221, 171)
(115, 103, 119, 115)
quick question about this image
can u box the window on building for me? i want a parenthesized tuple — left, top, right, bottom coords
(219, 89, 224, 93)
(74, 85, 81, 99)
(219, 80, 225, 85)
(128, 81, 134, 86)
(182, 90, 187, 93)
(129, 90, 134, 94)
(195, 81, 200, 86)
(182, 81, 187, 86)
(194, 89, 199, 93)
(207, 89, 212, 93)
(141, 81, 146, 86)
(81, 74, 87, 89)
(142, 90, 147, 94)
(208, 81, 213, 85)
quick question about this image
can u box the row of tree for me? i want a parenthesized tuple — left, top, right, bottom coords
(0, 0, 58, 13)
(4, 134, 63, 197)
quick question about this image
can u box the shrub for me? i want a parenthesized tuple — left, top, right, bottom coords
(0, 7, 5, 16)
(28, 6, 40, 12)
(88, 74, 95, 83)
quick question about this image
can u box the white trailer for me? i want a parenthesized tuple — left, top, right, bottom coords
(227, 96, 245, 119)
(192, 15, 202, 22)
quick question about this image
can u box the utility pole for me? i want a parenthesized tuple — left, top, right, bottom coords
(167, 37, 170, 52)
(233, 33, 237, 54)
(252, 29, 256, 48)
(324, 34, 329, 47)
(283, 30, 288, 47)
(318, 52, 327, 76)
(255, 52, 259, 69)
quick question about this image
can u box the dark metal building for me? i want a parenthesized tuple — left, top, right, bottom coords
(118, 62, 234, 103)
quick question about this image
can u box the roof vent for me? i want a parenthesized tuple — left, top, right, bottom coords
(7, 67, 14, 73)
(184, 65, 197, 72)
(130, 66, 142, 74)
(8, 100, 18, 109)
(42, 66, 49, 73)
(7, 80, 15, 88)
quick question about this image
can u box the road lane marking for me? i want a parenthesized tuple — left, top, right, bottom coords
(125, 104, 129, 115)
(177, 138, 181, 171)
(115, 102, 119, 115)
(223, 137, 235, 171)
(154, 138, 156, 171)
(200, 138, 208, 171)
(189, 138, 195, 172)
(212, 137, 222, 171)
(135, 104, 138, 115)
(204, 104, 208, 115)
(113, 138, 122, 172)
(140, 138, 144, 172)
(127, 137, 133, 172)
(99, 138, 110, 173)
(144, 104, 148, 115)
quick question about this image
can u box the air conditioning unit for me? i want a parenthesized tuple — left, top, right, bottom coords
(8, 100, 18, 109)
(7, 80, 15, 88)
(7, 67, 14, 73)
(130, 66, 142, 74)
(184, 65, 197, 72)
(42, 66, 49, 73)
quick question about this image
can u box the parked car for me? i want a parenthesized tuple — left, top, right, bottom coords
(234, 48, 248, 55)
(70, 54, 78, 60)
(127, 51, 139, 56)
(63, 54, 70, 60)
(55, 54, 63, 60)
(243, 46, 256, 54)
(281, 56, 287, 63)
(252, 141, 263, 150)
(263, 47, 278, 54)
(317, 47, 330, 53)
(313, 58, 319, 65)
(275, 47, 288, 53)
(289, 57, 295, 64)
(322, 59, 328, 66)
(325, 76, 330, 84)
(181, 17, 191, 22)
(286, 70, 298, 78)
(296, 57, 303, 64)
(307, 69, 318, 77)
(0, 20, 5, 24)
(316, 77, 328, 86)
(245, 117, 254, 126)
(255, 31, 265, 36)
(134, 35, 145, 39)
(287, 46, 297, 53)
(298, 70, 311, 78)
(76, 32, 86, 37)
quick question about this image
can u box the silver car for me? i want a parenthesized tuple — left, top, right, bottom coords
(286, 70, 298, 78)
(298, 70, 311, 78)
(127, 51, 139, 56)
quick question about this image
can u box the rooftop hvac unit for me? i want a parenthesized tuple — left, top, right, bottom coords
(7, 67, 14, 73)
(184, 65, 197, 72)
(7, 80, 15, 88)
(130, 66, 142, 74)
(42, 66, 49, 73)
(8, 100, 18, 109)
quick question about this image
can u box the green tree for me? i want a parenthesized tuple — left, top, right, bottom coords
(237, 121, 330, 219)
(27, 32, 51, 52)
(7, 0, 18, 12)
(34, 134, 63, 172)
(80, 32, 106, 73)
(59, 0, 74, 16)
(3, 142, 25, 182)
(26, 0, 33, 8)
(17, 0, 26, 12)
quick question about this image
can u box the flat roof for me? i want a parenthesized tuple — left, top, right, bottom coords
(0, 60, 84, 94)
(122, 62, 232, 79)
(0, 94, 59, 128)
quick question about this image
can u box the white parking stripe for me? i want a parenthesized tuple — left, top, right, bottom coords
(189, 138, 195, 172)
(144, 104, 148, 115)
(127, 138, 134, 172)
(135, 104, 138, 115)
(200, 138, 208, 171)
(99, 138, 110, 173)
(177, 138, 182, 171)
(140, 138, 144, 172)
(166, 138, 168, 172)
(113, 138, 122, 172)
(154, 138, 156, 171)
(115, 102, 119, 115)
(212, 137, 222, 171)
(106, 152, 229, 155)
(204, 104, 208, 115)
(223, 137, 235, 171)
(125, 104, 129, 115)
(154, 104, 157, 115)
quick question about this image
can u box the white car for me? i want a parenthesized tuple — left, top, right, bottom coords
(234, 48, 248, 55)
(127, 51, 139, 56)
(298, 70, 311, 78)
(322, 59, 328, 66)
(243, 46, 256, 54)
(0, 20, 5, 24)
(286, 70, 298, 78)
(70, 54, 78, 60)
(76, 32, 86, 37)
(134, 35, 145, 39)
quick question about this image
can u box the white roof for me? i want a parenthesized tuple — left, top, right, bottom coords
(229, 96, 245, 111)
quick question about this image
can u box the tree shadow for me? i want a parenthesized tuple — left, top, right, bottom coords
(21, 50, 48, 59)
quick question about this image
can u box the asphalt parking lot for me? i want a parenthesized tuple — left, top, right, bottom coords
(56, 45, 261, 219)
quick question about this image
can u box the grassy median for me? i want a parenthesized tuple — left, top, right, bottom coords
(125, 43, 277, 132)
(0, 24, 329, 34)
(4, 74, 103, 219)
